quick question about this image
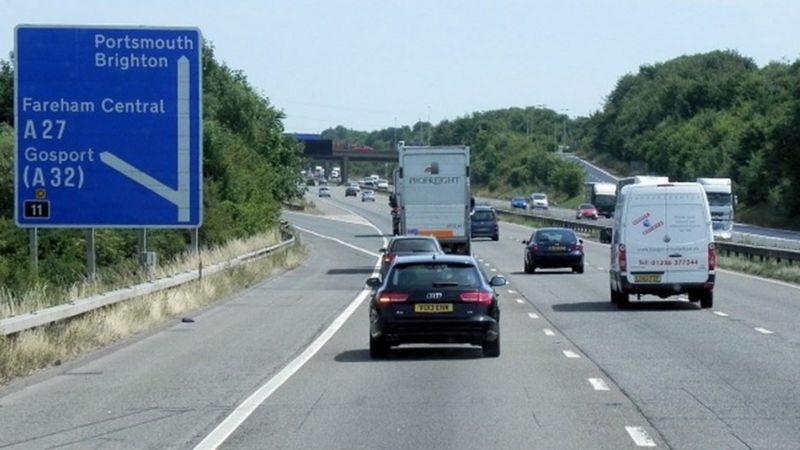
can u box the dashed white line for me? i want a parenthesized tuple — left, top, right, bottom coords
(543, 329, 555, 336)
(507, 289, 516, 294)
(490, 268, 497, 272)
(562, 350, 581, 358)
(484, 263, 491, 267)
(527, 312, 539, 319)
(625, 426, 657, 447)
(516, 299, 525, 304)
(588, 378, 610, 391)
(478, 259, 484, 262)
(755, 327, 774, 334)
(712, 311, 729, 317)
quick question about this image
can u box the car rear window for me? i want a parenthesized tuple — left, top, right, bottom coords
(388, 263, 481, 288)
(390, 239, 439, 253)
(534, 229, 577, 244)
(579, 204, 594, 209)
(472, 210, 496, 221)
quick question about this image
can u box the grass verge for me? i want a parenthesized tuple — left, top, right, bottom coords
(499, 213, 800, 286)
(0, 230, 306, 385)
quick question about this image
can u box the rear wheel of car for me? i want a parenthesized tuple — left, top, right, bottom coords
(482, 333, 500, 357)
(611, 286, 628, 308)
(700, 291, 714, 309)
(688, 292, 700, 303)
(574, 264, 584, 274)
(492, 234, 499, 241)
(369, 335, 390, 359)
(524, 261, 535, 274)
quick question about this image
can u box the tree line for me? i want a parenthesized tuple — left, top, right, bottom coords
(0, 44, 306, 293)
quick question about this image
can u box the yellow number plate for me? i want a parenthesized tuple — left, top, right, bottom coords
(634, 274, 662, 283)
(414, 303, 453, 313)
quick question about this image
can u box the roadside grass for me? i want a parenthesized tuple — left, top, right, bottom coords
(717, 254, 800, 284)
(0, 230, 306, 385)
(498, 213, 800, 286)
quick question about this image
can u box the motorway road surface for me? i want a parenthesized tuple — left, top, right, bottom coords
(0, 185, 798, 449)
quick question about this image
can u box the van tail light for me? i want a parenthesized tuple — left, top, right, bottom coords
(460, 291, 493, 305)
(708, 243, 716, 271)
(618, 244, 627, 273)
(383, 253, 396, 265)
(377, 292, 408, 304)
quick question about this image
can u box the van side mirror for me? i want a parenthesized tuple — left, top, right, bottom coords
(599, 227, 613, 244)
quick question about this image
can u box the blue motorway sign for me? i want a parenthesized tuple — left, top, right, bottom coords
(15, 26, 202, 227)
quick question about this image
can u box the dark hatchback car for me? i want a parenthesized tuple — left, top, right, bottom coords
(345, 186, 358, 197)
(523, 227, 584, 274)
(379, 236, 444, 278)
(366, 254, 506, 358)
(470, 205, 499, 241)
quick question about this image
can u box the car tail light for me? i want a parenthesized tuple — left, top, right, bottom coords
(378, 292, 408, 304)
(530, 244, 539, 253)
(460, 291, 493, 304)
(382, 253, 396, 265)
(618, 244, 627, 272)
(708, 243, 716, 271)
(575, 242, 583, 252)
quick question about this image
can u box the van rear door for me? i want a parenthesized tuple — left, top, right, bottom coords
(664, 188, 710, 284)
(625, 189, 668, 285)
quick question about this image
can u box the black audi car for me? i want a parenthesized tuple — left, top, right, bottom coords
(366, 254, 506, 358)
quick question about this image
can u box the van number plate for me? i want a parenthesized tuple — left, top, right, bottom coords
(634, 274, 662, 283)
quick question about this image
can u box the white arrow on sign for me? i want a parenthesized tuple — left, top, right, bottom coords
(100, 55, 191, 222)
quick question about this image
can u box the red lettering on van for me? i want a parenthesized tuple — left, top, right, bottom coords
(632, 212, 650, 226)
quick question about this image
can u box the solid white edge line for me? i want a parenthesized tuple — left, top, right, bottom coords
(196, 206, 388, 450)
(543, 328, 555, 336)
(625, 426, 657, 447)
(294, 225, 379, 258)
(755, 327, 774, 334)
(562, 350, 581, 358)
(588, 378, 610, 391)
(527, 312, 539, 319)
(194, 288, 372, 450)
(712, 311, 729, 317)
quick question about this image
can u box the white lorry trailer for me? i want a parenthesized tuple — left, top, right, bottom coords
(396, 142, 471, 254)
(696, 178, 734, 239)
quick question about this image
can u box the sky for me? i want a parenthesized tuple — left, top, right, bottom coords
(3, 0, 800, 133)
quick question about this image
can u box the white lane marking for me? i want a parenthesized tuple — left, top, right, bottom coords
(490, 268, 497, 272)
(588, 378, 610, 391)
(543, 328, 555, 336)
(516, 299, 525, 304)
(294, 226, 379, 258)
(717, 267, 800, 291)
(197, 214, 387, 450)
(625, 426, 657, 447)
(484, 263, 491, 267)
(755, 327, 774, 334)
(713, 311, 729, 317)
(478, 259, 484, 262)
(283, 209, 371, 227)
(527, 312, 539, 319)
(562, 350, 581, 358)
(597, 266, 604, 270)
(507, 289, 516, 294)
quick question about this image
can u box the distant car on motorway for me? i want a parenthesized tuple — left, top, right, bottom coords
(378, 235, 444, 278)
(377, 180, 390, 191)
(576, 203, 599, 220)
(345, 186, 358, 197)
(529, 193, 549, 209)
(510, 197, 528, 209)
(361, 190, 376, 202)
(318, 186, 331, 197)
(523, 227, 584, 274)
(365, 254, 506, 358)
(470, 205, 499, 241)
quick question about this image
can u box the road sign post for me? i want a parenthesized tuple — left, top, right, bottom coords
(14, 26, 202, 228)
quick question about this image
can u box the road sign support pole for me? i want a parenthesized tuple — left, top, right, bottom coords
(86, 228, 96, 282)
(189, 228, 199, 254)
(29, 228, 38, 275)
(137, 228, 147, 271)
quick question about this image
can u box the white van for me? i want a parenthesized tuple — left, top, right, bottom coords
(609, 182, 716, 308)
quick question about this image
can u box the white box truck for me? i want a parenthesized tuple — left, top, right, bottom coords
(396, 142, 471, 254)
(609, 182, 716, 309)
(696, 178, 734, 240)
(586, 182, 617, 218)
